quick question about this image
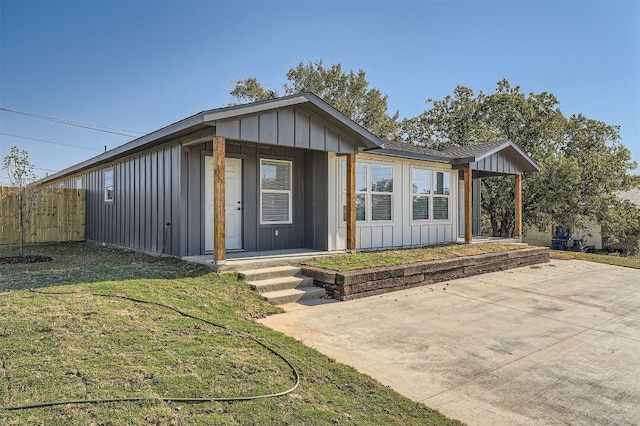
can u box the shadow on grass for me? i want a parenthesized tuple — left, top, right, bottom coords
(0, 242, 211, 291)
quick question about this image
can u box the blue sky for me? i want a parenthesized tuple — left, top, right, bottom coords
(1, 0, 639, 184)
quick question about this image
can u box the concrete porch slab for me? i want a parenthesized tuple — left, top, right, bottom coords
(182, 249, 344, 272)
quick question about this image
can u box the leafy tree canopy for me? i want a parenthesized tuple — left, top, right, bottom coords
(232, 65, 638, 245)
(400, 80, 638, 240)
(230, 59, 399, 140)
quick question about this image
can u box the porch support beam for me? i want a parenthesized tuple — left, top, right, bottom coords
(346, 153, 356, 252)
(464, 168, 473, 243)
(213, 136, 226, 264)
(514, 173, 522, 238)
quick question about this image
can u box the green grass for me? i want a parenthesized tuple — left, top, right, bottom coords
(0, 243, 461, 425)
(305, 243, 530, 271)
(549, 250, 640, 269)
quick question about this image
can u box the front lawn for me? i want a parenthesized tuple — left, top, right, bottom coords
(305, 243, 530, 271)
(0, 243, 461, 425)
(549, 250, 640, 269)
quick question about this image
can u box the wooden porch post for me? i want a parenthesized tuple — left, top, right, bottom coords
(514, 173, 522, 238)
(464, 168, 473, 243)
(213, 136, 226, 264)
(346, 153, 356, 252)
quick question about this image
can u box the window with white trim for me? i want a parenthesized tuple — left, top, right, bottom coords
(260, 159, 292, 224)
(411, 168, 450, 221)
(412, 168, 431, 220)
(371, 164, 393, 220)
(104, 169, 114, 202)
(342, 161, 394, 223)
(75, 177, 83, 189)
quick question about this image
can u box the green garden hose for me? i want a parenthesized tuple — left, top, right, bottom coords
(1, 286, 299, 411)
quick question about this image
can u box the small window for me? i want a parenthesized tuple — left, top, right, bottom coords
(260, 159, 292, 224)
(75, 177, 83, 189)
(104, 169, 114, 202)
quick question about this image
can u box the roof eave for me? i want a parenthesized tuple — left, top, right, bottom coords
(368, 149, 452, 163)
(36, 112, 208, 185)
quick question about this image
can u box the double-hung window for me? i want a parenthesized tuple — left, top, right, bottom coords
(260, 159, 292, 224)
(370, 164, 393, 221)
(411, 168, 450, 221)
(342, 161, 394, 222)
(412, 169, 431, 220)
(433, 171, 451, 220)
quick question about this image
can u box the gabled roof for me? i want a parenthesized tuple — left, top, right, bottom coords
(37, 93, 384, 185)
(203, 93, 384, 149)
(369, 139, 540, 175)
(442, 140, 539, 172)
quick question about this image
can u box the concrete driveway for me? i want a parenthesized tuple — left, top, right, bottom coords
(260, 260, 640, 425)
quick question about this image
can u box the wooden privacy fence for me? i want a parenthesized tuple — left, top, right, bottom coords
(0, 186, 85, 244)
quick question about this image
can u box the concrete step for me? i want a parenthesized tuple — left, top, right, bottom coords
(261, 286, 327, 305)
(238, 265, 301, 281)
(247, 275, 314, 293)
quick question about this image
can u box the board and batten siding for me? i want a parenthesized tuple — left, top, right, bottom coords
(470, 149, 521, 174)
(216, 107, 360, 154)
(328, 153, 458, 251)
(57, 143, 182, 256)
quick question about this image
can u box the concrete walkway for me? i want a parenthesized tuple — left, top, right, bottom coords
(260, 260, 640, 425)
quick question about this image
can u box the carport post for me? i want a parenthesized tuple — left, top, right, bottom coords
(346, 153, 356, 252)
(213, 136, 226, 265)
(514, 173, 522, 238)
(464, 168, 473, 243)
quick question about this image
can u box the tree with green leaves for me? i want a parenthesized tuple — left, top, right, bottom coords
(2, 146, 37, 256)
(401, 80, 638, 243)
(230, 59, 400, 140)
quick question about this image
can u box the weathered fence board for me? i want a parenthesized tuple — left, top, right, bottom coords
(0, 186, 85, 244)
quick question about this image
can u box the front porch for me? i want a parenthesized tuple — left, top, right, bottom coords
(183, 248, 345, 273)
(453, 141, 540, 243)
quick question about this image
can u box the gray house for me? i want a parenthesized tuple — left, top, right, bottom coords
(38, 93, 539, 265)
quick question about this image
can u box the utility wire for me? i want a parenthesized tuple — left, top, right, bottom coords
(0, 133, 102, 152)
(0, 107, 144, 137)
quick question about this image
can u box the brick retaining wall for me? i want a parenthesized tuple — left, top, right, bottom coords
(301, 247, 549, 301)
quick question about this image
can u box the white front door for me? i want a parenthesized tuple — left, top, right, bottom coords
(225, 158, 243, 250)
(204, 157, 243, 253)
